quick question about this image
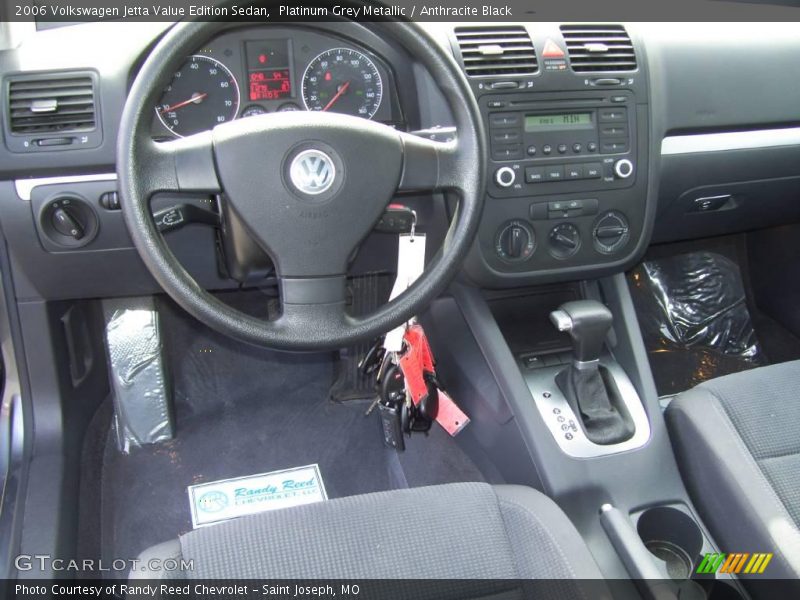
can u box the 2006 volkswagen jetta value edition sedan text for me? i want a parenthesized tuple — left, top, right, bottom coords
(2, 1, 800, 598)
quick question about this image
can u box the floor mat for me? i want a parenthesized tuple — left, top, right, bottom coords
(629, 248, 766, 396)
(329, 273, 393, 402)
(90, 295, 484, 574)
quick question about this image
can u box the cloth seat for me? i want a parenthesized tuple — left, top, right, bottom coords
(666, 360, 800, 593)
(133, 482, 609, 598)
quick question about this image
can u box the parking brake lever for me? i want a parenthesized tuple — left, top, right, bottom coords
(153, 204, 221, 233)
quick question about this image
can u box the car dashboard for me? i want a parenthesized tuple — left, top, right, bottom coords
(1, 21, 800, 302)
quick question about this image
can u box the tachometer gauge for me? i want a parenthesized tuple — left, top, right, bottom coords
(156, 55, 240, 137)
(301, 48, 383, 119)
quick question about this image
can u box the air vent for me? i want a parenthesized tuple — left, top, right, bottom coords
(560, 24, 637, 72)
(454, 26, 538, 77)
(8, 74, 96, 135)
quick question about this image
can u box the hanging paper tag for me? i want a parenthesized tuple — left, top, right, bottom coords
(435, 389, 471, 436)
(384, 233, 426, 351)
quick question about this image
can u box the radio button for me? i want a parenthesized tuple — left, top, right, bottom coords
(601, 140, 629, 153)
(542, 144, 553, 155)
(614, 159, 634, 179)
(584, 163, 602, 179)
(495, 167, 517, 188)
(557, 144, 568, 154)
(544, 166, 565, 181)
(492, 145, 523, 160)
(600, 125, 627, 136)
(598, 108, 627, 123)
(587, 142, 598, 152)
(493, 131, 520, 143)
(566, 165, 583, 180)
(490, 113, 520, 127)
(526, 145, 537, 156)
(572, 143, 582, 153)
(525, 167, 545, 183)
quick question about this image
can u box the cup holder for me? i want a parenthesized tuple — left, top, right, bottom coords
(632, 505, 747, 600)
(696, 580, 747, 600)
(637, 506, 704, 580)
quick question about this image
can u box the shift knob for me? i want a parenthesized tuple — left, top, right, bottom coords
(550, 300, 613, 364)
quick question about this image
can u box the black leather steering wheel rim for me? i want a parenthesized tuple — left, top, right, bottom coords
(117, 19, 486, 351)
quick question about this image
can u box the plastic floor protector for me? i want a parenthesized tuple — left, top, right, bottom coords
(188, 464, 327, 528)
(103, 297, 173, 453)
(629, 251, 765, 396)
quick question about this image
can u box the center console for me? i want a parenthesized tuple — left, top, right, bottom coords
(418, 23, 742, 599)
(423, 276, 746, 599)
(451, 24, 653, 287)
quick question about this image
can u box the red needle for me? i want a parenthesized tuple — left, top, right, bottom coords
(160, 92, 208, 114)
(322, 81, 350, 112)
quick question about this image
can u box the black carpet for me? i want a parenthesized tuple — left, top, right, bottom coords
(87, 294, 484, 574)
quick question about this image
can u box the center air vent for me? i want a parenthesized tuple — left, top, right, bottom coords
(4, 71, 102, 153)
(560, 25, 637, 72)
(454, 26, 538, 77)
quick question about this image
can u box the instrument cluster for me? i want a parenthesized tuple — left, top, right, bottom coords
(152, 27, 400, 138)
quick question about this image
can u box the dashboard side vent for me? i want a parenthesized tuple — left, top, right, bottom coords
(454, 26, 538, 77)
(7, 73, 96, 135)
(560, 24, 637, 72)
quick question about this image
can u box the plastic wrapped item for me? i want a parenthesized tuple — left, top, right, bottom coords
(104, 299, 173, 453)
(629, 251, 765, 396)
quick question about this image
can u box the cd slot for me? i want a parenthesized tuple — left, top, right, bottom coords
(509, 97, 606, 109)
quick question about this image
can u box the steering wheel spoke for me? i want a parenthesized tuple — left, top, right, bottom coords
(145, 132, 221, 195)
(279, 275, 347, 306)
(275, 275, 349, 333)
(397, 131, 462, 193)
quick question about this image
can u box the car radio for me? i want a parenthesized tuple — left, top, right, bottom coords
(483, 90, 637, 198)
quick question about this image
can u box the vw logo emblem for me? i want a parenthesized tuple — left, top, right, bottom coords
(289, 149, 336, 195)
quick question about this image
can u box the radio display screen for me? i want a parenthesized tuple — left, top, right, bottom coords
(524, 113, 593, 132)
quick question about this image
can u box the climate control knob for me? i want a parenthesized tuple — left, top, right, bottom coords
(495, 166, 517, 188)
(496, 220, 536, 262)
(593, 211, 630, 255)
(614, 159, 634, 179)
(548, 223, 581, 260)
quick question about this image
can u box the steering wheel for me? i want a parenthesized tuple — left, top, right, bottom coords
(117, 20, 486, 351)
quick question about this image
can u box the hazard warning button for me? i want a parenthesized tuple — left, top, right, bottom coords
(542, 39, 566, 58)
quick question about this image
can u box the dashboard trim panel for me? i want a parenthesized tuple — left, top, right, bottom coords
(14, 173, 117, 201)
(661, 126, 800, 155)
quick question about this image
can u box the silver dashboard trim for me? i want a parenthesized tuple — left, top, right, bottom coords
(520, 356, 651, 459)
(661, 127, 800, 155)
(14, 173, 117, 201)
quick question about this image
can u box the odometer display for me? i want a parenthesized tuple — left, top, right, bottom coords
(156, 55, 240, 137)
(301, 48, 383, 119)
(249, 69, 291, 101)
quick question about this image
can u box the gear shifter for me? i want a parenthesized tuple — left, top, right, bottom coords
(550, 300, 634, 445)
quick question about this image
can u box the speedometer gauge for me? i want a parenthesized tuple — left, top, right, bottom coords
(301, 48, 383, 119)
(156, 55, 240, 137)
